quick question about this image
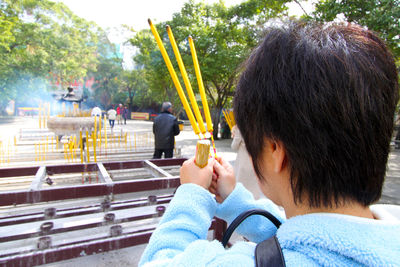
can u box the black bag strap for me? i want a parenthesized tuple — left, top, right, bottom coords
(221, 209, 285, 267)
(221, 209, 281, 247)
(255, 235, 286, 267)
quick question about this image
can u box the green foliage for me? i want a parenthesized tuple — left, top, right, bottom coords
(129, 0, 290, 136)
(311, 0, 400, 60)
(88, 33, 123, 109)
(0, 0, 101, 112)
(118, 69, 148, 111)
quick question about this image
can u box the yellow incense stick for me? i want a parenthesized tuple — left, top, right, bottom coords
(166, 25, 206, 136)
(63, 143, 68, 162)
(86, 130, 90, 162)
(188, 36, 213, 133)
(188, 36, 218, 157)
(229, 110, 235, 126)
(93, 117, 97, 162)
(99, 115, 102, 152)
(223, 110, 232, 130)
(148, 19, 200, 136)
(70, 137, 74, 162)
(80, 130, 83, 163)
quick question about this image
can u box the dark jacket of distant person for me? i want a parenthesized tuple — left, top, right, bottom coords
(153, 109, 180, 150)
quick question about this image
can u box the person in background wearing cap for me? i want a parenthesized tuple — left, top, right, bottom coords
(152, 102, 180, 159)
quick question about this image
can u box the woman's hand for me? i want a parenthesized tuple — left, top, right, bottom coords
(180, 157, 215, 189)
(209, 157, 236, 203)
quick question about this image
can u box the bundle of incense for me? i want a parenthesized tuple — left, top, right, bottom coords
(195, 140, 210, 168)
(148, 19, 218, 158)
(223, 109, 235, 130)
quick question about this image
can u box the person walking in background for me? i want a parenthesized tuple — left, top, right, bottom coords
(107, 107, 117, 129)
(116, 103, 122, 125)
(231, 125, 263, 199)
(152, 102, 180, 159)
(91, 106, 101, 117)
(122, 105, 129, 125)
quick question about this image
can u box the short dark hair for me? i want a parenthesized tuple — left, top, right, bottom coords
(234, 20, 399, 208)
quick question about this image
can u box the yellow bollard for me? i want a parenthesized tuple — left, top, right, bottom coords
(128, 132, 132, 151)
(93, 134, 97, 163)
(93, 117, 97, 162)
(80, 130, 83, 163)
(125, 132, 128, 149)
(70, 137, 75, 162)
(56, 136, 59, 150)
(86, 130, 90, 162)
(63, 143, 68, 162)
(104, 116, 108, 152)
(74, 135, 78, 161)
(99, 115, 102, 153)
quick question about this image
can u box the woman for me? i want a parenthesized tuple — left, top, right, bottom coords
(139, 20, 400, 266)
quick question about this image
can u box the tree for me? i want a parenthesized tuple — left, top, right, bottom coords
(88, 32, 123, 109)
(129, 28, 188, 117)
(130, 0, 290, 138)
(311, 0, 400, 61)
(0, 0, 100, 112)
(118, 69, 148, 112)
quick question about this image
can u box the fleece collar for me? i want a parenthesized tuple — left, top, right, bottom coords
(277, 209, 400, 266)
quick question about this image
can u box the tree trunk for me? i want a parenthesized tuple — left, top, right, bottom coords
(127, 86, 134, 112)
(212, 106, 222, 140)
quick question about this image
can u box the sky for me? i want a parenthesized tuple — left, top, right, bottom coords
(57, 0, 313, 41)
(58, 0, 245, 31)
(56, 0, 314, 68)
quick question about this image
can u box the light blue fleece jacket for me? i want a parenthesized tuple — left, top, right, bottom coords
(139, 183, 400, 266)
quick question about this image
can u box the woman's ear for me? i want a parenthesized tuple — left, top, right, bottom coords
(265, 139, 287, 173)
